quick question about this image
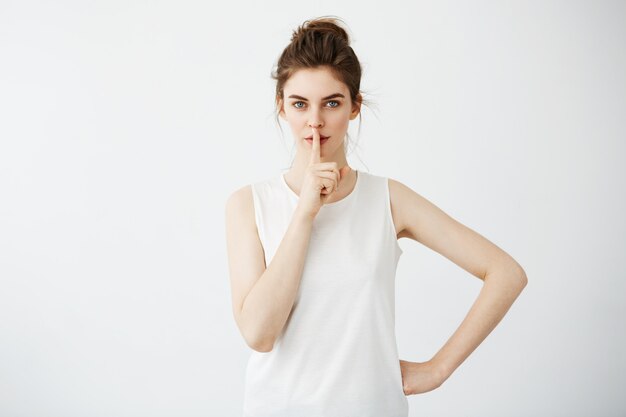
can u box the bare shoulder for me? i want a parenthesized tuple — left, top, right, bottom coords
(388, 176, 455, 242)
(388, 175, 465, 244)
(224, 183, 263, 266)
(226, 184, 256, 228)
(387, 177, 419, 240)
(225, 184, 254, 219)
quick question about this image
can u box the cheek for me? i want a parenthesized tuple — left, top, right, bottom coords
(326, 110, 349, 125)
(334, 113, 351, 129)
(287, 111, 305, 124)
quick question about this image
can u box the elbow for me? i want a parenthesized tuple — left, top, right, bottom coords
(236, 308, 276, 352)
(237, 320, 275, 353)
(247, 335, 274, 353)
(514, 263, 528, 288)
(243, 327, 275, 353)
(520, 268, 528, 284)
(485, 261, 528, 291)
(519, 270, 528, 290)
(510, 266, 528, 295)
(253, 342, 274, 353)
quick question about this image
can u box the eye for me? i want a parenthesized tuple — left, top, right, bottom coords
(291, 100, 341, 110)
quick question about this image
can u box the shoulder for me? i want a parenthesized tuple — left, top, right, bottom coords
(387, 177, 412, 238)
(225, 184, 254, 224)
(386, 177, 431, 240)
(225, 184, 252, 208)
(387, 177, 409, 193)
(225, 174, 282, 217)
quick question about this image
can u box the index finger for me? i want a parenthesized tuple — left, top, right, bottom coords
(309, 127, 321, 165)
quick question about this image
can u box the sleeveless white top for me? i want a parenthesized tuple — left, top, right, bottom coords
(243, 169, 408, 417)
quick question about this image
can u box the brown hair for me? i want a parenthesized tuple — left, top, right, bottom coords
(271, 16, 372, 155)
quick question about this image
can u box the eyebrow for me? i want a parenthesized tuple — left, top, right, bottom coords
(287, 93, 345, 101)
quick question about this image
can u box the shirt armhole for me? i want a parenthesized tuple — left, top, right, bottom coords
(384, 177, 403, 257)
(249, 183, 266, 258)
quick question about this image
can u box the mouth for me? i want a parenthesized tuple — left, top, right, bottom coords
(304, 135, 330, 140)
(305, 136, 330, 145)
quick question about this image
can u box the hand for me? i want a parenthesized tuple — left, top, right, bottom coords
(296, 126, 351, 218)
(399, 359, 447, 395)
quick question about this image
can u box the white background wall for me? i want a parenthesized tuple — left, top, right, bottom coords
(1, 1, 624, 416)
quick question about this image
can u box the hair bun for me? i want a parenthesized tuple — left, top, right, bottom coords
(290, 16, 351, 45)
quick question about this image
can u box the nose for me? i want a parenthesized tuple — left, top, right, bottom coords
(307, 109, 324, 129)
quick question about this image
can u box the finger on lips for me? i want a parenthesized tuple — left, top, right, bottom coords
(309, 127, 321, 164)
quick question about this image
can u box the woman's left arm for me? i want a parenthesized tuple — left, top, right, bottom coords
(430, 261, 527, 383)
(389, 178, 528, 390)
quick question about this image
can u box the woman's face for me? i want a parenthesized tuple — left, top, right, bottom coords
(279, 67, 360, 158)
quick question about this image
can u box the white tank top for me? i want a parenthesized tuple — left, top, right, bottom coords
(243, 169, 408, 417)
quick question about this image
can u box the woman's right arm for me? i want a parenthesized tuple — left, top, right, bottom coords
(225, 185, 315, 352)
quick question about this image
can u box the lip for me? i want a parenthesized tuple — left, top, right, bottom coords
(305, 136, 329, 144)
(305, 135, 329, 140)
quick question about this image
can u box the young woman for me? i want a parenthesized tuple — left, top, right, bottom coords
(225, 16, 527, 417)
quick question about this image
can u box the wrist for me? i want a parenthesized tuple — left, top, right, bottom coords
(293, 206, 316, 223)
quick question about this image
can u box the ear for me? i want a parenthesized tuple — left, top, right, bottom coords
(349, 93, 362, 120)
(277, 97, 287, 120)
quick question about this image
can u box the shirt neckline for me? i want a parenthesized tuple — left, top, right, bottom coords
(280, 169, 361, 208)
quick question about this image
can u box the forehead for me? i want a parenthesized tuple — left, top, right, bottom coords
(283, 67, 347, 98)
